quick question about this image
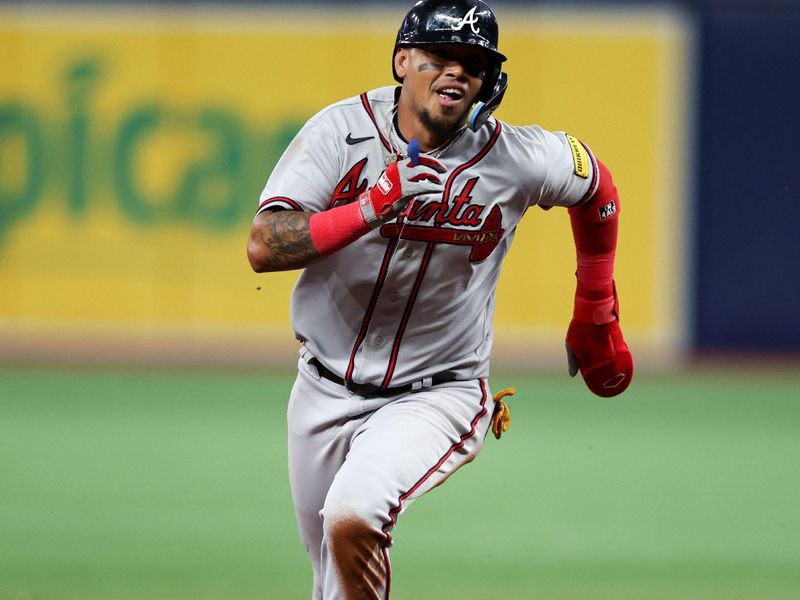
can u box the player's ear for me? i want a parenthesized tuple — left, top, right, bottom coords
(394, 48, 409, 79)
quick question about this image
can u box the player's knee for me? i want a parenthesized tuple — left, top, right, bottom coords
(321, 483, 388, 550)
(321, 492, 379, 539)
(323, 511, 378, 548)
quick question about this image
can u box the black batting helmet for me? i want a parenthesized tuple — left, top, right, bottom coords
(392, 0, 509, 130)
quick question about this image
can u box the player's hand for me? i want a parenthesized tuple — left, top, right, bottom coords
(565, 285, 633, 397)
(358, 157, 446, 227)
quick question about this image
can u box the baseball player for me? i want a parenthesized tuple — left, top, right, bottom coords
(247, 0, 633, 597)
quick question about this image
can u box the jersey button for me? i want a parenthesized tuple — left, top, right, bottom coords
(374, 335, 385, 347)
(389, 292, 399, 302)
(404, 248, 414, 258)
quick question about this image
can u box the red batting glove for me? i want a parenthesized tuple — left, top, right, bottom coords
(565, 283, 633, 397)
(358, 157, 445, 227)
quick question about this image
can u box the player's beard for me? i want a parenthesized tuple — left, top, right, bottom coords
(419, 106, 468, 142)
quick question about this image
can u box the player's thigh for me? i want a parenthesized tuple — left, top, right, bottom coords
(287, 356, 358, 526)
(322, 378, 492, 526)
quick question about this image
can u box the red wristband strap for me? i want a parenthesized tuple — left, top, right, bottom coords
(573, 291, 618, 325)
(309, 201, 371, 257)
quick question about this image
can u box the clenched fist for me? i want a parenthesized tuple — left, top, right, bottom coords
(565, 284, 633, 397)
(358, 157, 446, 227)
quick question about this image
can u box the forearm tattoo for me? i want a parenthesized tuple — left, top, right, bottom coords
(258, 211, 319, 270)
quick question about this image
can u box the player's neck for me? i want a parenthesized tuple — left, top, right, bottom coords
(395, 103, 463, 153)
(395, 109, 442, 152)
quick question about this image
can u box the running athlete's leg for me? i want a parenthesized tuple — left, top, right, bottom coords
(287, 354, 357, 599)
(318, 379, 493, 600)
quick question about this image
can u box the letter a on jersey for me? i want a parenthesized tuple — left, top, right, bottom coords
(329, 158, 369, 208)
(453, 7, 480, 34)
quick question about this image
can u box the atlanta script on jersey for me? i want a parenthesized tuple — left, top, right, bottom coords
(258, 86, 598, 389)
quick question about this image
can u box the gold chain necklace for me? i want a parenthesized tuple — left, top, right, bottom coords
(382, 104, 467, 166)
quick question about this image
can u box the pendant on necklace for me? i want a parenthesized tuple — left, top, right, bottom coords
(385, 152, 402, 167)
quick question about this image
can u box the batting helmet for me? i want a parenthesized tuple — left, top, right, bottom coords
(392, 0, 509, 130)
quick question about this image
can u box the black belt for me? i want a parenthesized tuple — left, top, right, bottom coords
(308, 357, 457, 398)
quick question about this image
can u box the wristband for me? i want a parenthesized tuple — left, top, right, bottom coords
(309, 202, 371, 257)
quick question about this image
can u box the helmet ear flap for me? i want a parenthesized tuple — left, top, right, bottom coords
(478, 61, 501, 103)
(469, 71, 508, 131)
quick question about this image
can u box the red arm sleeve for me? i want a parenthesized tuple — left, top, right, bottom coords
(565, 159, 633, 397)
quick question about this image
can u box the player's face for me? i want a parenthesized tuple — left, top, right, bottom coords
(395, 44, 488, 142)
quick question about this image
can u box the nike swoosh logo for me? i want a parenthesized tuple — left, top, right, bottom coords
(346, 133, 375, 145)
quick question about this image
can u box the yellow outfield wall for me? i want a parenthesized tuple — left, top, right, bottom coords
(0, 5, 692, 368)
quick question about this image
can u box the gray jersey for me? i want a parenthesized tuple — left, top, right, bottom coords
(259, 85, 598, 388)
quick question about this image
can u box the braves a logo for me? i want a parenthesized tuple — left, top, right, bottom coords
(452, 6, 481, 34)
(329, 159, 369, 209)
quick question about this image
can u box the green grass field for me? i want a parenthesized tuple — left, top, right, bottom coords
(2, 365, 799, 600)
